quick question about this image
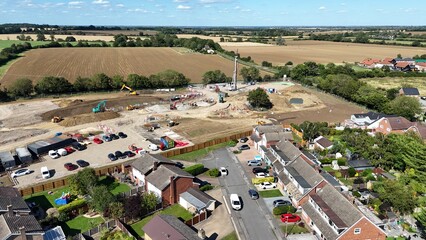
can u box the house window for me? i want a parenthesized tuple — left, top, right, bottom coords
(354, 228, 361, 234)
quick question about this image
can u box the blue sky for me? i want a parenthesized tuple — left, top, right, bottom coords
(0, 0, 425, 26)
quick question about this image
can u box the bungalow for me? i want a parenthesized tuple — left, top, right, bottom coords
(179, 187, 216, 214)
(298, 182, 386, 240)
(143, 214, 203, 240)
(416, 62, 426, 72)
(394, 61, 414, 72)
(360, 58, 381, 68)
(399, 87, 420, 97)
(374, 57, 394, 69)
(313, 136, 333, 151)
(348, 158, 374, 171)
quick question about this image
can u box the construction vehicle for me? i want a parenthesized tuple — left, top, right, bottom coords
(92, 100, 107, 113)
(126, 105, 139, 111)
(120, 84, 138, 95)
(257, 120, 266, 125)
(170, 100, 180, 110)
(218, 92, 228, 103)
(51, 116, 63, 123)
(167, 121, 178, 127)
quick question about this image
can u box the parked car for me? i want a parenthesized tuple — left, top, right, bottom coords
(72, 142, 86, 151)
(280, 214, 301, 223)
(11, 169, 31, 178)
(148, 144, 159, 151)
(115, 151, 126, 159)
(41, 166, 50, 179)
(273, 199, 292, 207)
(238, 144, 250, 151)
(175, 162, 184, 168)
(220, 167, 228, 176)
(108, 153, 117, 161)
(248, 160, 262, 166)
(123, 151, 136, 157)
(230, 194, 242, 210)
(255, 172, 270, 178)
(57, 148, 67, 156)
(76, 160, 89, 167)
(248, 189, 259, 200)
(260, 182, 277, 189)
(64, 146, 75, 154)
(109, 134, 119, 140)
(48, 150, 60, 159)
(252, 167, 267, 174)
(240, 137, 249, 143)
(64, 163, 78, 171)
(102, 135, 112, 142)
(118, 132, 127, 138)
(93, 137, 103, 144)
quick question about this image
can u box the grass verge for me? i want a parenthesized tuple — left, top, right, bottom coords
(281, 224, 309, 235)
(171, 140, 237, 162)
(222, 231, 238, 240)
(259, 190, 283, 198)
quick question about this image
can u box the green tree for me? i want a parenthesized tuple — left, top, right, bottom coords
(111, 75, 124, 89)
(202, 70, 231, 85)
(65, 36, 76, 42)
(385, 96, 422, 121)
(247, 88, 273, 109)
(108, 202, 124, 219)
(127, 74, 150, 89)
(68, 168, 98, 195)
(124, 195, 141, 220)
(34, 76, 73, 94)
(377, 180, 417, 215)
(155, 70, 190, 88)
(298, 121, 329, 141)
(141, 192, 158, 213)
(73, 76, 93, 92)
(36, 32, 46, 41)
(240, 66, 260, 82)
(386, 88, 399, 100)
(276, 35, 285, 46)
(89, 185, 116, 214)
(91, 73, 112, 90)
(9, 78, 33, 97)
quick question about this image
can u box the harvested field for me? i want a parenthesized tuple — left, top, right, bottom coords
(0, 48, 242, 86)
(361, 77, 426, 95)
(0, 129, 49, 145)
(222, 40, 426, 65)
(0, 34, 115, 42)
(0, 100, 59, 128)
(58, 112, 121, 127)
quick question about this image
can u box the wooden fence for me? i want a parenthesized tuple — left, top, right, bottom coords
(72, 219, 138, 240)
(185, 211, 209, 226)
(283, 124, 307, 146)
(19, 129, 253, 196)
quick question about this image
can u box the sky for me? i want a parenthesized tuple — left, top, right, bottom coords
(0, 0, 426, 26)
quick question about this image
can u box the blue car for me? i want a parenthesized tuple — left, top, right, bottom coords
(102, 135, 112, 142)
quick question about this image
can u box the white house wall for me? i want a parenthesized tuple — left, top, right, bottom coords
(147, 182, 162, 202)
(132, 168, 145, 186)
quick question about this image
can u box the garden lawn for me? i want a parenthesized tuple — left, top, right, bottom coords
(171, 141, 237, 162)
(222, 231, 238, 240)
(131, 204, 193, 237)
(61, 215, 104, 236)
(259, 190, 283, 198)
(281, 224, 309, 234)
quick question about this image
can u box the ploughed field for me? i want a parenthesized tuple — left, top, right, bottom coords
(221, 40, 426, 65)
(0, 47, 240, 86)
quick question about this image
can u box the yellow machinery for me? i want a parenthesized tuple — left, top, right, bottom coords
(120, 84, 138, 95)
(51, 116, 63, 123)
(126, 105, 139, 111)
(257, 120, 266, 125)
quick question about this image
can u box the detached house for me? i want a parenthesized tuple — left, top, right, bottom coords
(399, 87, 420, 97)
(367, 116, 426, 141)
(416, 62, 426, 72)
(344, 112, 392, 129)
(313, 136, 333, 151)
(143, 215, 204, 240)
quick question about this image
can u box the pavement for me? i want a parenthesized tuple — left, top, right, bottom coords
(203, 147, 285, 240)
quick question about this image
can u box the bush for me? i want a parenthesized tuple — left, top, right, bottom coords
(58, 211, 70, 222)
(353, 191, 361, 198)
(348, 167, 356, 177)
(337, 158, 346, 166)
(57, 198, 87, 214)
(232, 150, 241, 154)
(207, 168, 220, 177)
(200, 185, 214, 191)
(320, 158, 333, 164)
(273, 205, 297, 215)
(228, 140, 238, 147)
(184, 164, 205, 176)
(334, 171, 342, 178)
(361, 169, 373, 177)
(252, 177, 275, 185)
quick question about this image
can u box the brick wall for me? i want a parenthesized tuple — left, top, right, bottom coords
(340, 217, 386, 240)
(162, 177, 193, 205)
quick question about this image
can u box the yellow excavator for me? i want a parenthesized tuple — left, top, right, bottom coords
(51, 116, 63, 123)
(120, 84, 138, 96)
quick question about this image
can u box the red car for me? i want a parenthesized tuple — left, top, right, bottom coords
(280, 214, 301, 223)
(64, 163, 78, 171)
(64, 147, 74, 154)
(93, 137, 103, 144)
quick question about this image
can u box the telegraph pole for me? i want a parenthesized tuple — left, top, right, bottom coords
(232, 51, 238, 91)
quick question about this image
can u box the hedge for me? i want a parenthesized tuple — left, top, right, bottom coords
(184, 164, 205, 176)
(57, 198, 87, 213)
(252, 177, 275, 185)
(200, 185, 214, 192)
(273, 205, 297, 215)
(207, 168, 220, 177)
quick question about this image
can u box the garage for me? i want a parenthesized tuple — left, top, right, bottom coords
(27, 136, 74, 155)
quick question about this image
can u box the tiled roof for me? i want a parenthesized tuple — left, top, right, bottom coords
(180, 188, 215, 211)
(255, 124, 285, 134)
(395, 61, 411, 68)
(361, 58, 381, 65)
(131, 154, 175, 175)
(315, 136, 333, 148)
(353, 111, 391, 120)
(143, 214, 199, 240)
(348, 159, 372, 168)
(0, 187, 30, 213)
(416, 62, 426, 67)
(146, 164, 193, 191)
(270, 145, 291, 163)
(0, 214, 43, 239)
(301, 202, 339, 240)
(275, 139, 301, 161)
(284, 156, 323, 189)
(387, 116, 415, 130)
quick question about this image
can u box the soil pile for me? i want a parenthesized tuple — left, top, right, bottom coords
(59, 112, 120, 127)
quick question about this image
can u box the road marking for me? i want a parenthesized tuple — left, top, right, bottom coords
(222, 195, 231, 214)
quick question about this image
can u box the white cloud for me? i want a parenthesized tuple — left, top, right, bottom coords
(240, 8, 251, 12)
(177, 4, 191, 9)
(116, 3, 124, 7)
(318, 6, 326, 10)
(127, 8, 149, 13)
(199, 0, 230, 4)
(56, 2, 66, 6)
(92, 0, 109, 4)
(173, 0, 188, 2)
(68, 1, 83, 5)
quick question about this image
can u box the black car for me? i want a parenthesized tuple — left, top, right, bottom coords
(123, 151, 136, 157)
(108, 153, 117, 161)
(175, 162, 184, 168)
(115, 151, 126, 159)
(248, 189, 259, 200)
(238, 144, 250, 151)
(240, 137, 249, 143)
(71, 142, 86, 151)
(118, 132, 127, 138)
(109, 134, 119, 140)
(273, 199, 292, 207)
(76, 160, 89, 167)
(252, 167, 267, 174)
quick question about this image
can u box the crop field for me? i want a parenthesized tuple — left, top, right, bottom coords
(0, 47, 243, 86)
(0, 40, 47, 50)
(0, 34, 116, 42)
(361, 77, 426, 95)
(222, 40, 426, 65)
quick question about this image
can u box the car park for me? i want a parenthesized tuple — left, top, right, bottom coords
(41, 166, 50, 179)
(252, 167, 267, 174)
(248, 160, 262, 166)
(108, 153, 118, 161)
(64, 163, 78, 171)
(48, 150, 60, 159)
(248, 189, 259, 200)
(109, 134, 119, 140)
(148, 144, 159, 151)
(123, 151, 136, 157)
(76, 160, 89, 167)
(219, 167, 228, 176)
(260, 182, 277, 189)
(255, 172, 270, 178)
(273, 199, 292, 207)
(57, 148, 67, 156)
(11, 168, 31, 178)
(102, 135, 112, 142)
(72, 142, 86, 151)
(118, 132, 127, 138)
(238, 144, 250, 151)
(240, 137, 249, 143)
(93, 137, 103, 144)
(280, 214, 301, 223)
(230, 194, 242, 210)
(115, 151, 126, 159)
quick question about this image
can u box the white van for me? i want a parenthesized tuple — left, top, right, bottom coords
(230, 194, 241, 211)
(41, 166, 50, 179)
(57, 148, 67, 156)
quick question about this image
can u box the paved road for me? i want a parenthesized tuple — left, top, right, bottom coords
(203, 148, 284, 240)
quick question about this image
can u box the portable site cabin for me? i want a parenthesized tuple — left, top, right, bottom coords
(27, 136, 74, 156)
(0, 151, 16, 169)
(16, 147, 33, 164)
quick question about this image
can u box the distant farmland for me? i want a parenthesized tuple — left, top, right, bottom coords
(0, 47, 242, 86)
(222, 40, 426, 65)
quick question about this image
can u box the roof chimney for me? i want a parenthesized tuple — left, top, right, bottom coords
(153, 161, 158, 171)
(7, 205, 13, 217)
(19, 226, 27, 240)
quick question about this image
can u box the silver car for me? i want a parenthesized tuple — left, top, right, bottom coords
(11, 169, 31, 178)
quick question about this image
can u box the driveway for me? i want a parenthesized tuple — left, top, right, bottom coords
(202, 148, 284, 240)
(263, 196, 291, 214)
